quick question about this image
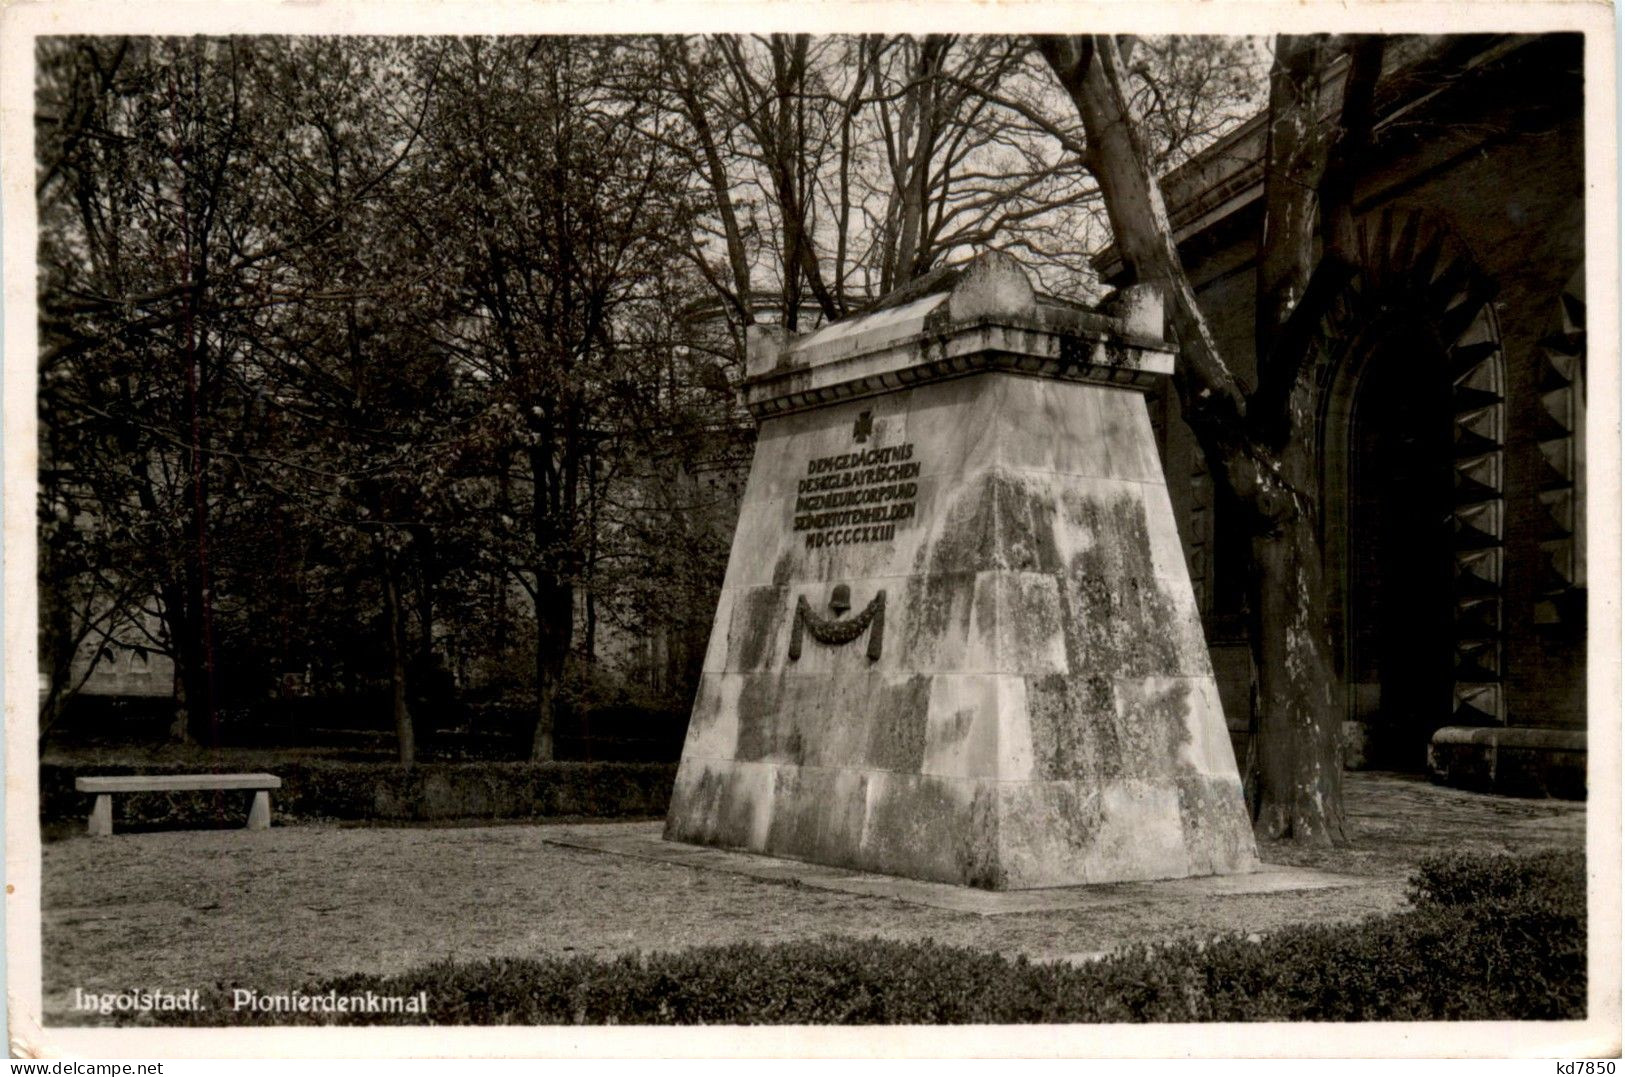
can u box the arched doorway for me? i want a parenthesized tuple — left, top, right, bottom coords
(1319, 210, 1506, 770)
(1341, 328, 1458, 766)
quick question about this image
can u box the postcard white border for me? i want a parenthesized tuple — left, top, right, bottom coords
(3, 0, 1618, 1060)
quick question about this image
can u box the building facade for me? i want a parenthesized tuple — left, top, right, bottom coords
(1127, 34, 1587, 793)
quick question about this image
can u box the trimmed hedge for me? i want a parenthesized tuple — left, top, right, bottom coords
(1409, 848, 1585, 910)
(41, 761, 676, 827)
(154, 850, 1584, 1025)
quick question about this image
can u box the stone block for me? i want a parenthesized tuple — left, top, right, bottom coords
(920, 674, 1004, 780)
(678, 674, 742, 764)
(988, 571, 1070, 674)
(855, 771, 1003, 888)
(763, 764, 872, 866)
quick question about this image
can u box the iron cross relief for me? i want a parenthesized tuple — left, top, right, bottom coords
(852, 410, 873, 442)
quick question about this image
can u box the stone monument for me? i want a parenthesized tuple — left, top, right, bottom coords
(664, 252, 1259, 889)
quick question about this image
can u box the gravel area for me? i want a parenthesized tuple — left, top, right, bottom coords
(39, 771, 1584, 1025)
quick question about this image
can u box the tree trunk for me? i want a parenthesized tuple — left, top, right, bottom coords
(892, 36, 946, 287)
(171, 662, 192, 745)
(36, 543, 76, 742)
(412, 525, 437, 725)
(383, 560, 416, 768)
(668, 38, 755, 325)
(530, 579, 572, 762)
(1037, 35, 1245, 415)
(184, 479, 215, 745)
(1249, 505, 1343, 842)
(160, 580, 199, 745)
(532, 665, 556, 762)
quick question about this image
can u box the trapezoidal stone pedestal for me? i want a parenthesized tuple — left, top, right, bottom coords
(665, 252, 1259, 889)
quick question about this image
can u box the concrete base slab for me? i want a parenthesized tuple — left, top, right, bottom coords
(537, 821, 1366, 916)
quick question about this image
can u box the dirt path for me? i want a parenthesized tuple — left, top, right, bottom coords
(38, 772, 1584, 1025)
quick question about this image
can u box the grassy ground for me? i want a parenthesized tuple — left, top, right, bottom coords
(1264, 770, 1588, 876)
(39, 771, 1584, 1026)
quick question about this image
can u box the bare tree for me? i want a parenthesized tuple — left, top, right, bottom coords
(662, 34, 1108, 340)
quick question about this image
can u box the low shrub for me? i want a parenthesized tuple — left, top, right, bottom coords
(153, 851, 1584, 1025)
(1409, 849, 1585, 911)
(40, 760, 676, 828)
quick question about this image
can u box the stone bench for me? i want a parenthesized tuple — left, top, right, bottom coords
(75, 773, 283, 836)
(1427, 727, 1586, 798)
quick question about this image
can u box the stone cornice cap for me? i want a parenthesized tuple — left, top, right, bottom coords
(742, 250, 1175, 420)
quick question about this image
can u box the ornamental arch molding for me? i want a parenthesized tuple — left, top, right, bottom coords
(1314, 208, 1507, 730)
(1531, 267, 1586, 630)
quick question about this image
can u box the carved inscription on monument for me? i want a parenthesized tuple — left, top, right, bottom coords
(793, 444, 918, 548)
